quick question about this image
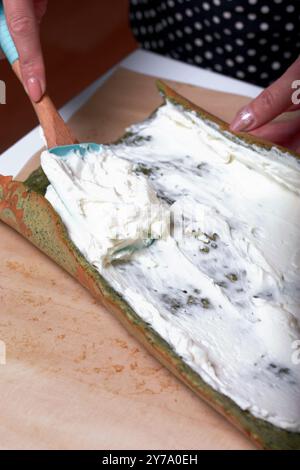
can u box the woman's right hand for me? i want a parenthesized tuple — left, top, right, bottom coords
(1, 0, 48, 102)
(230, 57, 300, 153)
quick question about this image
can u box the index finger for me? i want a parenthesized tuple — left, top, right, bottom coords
(3, 0, 45, 101)
(230, 58, 300, 132)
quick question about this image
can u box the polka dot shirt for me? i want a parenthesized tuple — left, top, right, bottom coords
(129, 0, 300, 87)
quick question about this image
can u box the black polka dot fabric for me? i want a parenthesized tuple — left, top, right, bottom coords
(129, 0, 300, 87)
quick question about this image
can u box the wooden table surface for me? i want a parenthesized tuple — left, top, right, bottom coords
(0, 69, 255, 450)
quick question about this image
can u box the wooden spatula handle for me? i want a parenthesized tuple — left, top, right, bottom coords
(12, 60, 77, 149)
(0, 2, 77, 149)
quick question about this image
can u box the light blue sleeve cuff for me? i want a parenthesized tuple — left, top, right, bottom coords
(0, 2, 19, 64)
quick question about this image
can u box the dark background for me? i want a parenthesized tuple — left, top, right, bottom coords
(0, 0, 137, 153)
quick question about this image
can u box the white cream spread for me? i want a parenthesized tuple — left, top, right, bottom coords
(41, 99, 300, 432)
(41, 149, 169, 265)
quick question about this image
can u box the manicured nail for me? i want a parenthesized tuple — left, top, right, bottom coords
(230, 107, 255, 132)
(26, 77, 43, 102)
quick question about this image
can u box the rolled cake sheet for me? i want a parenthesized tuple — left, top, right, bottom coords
(1, 82, 300, 449)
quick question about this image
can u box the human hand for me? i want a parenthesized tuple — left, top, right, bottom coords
(1, 0, 47, 102)
(230, 58, 300, 153)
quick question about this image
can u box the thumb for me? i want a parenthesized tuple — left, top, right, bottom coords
(3, 0, 46, 102)
(230, 57, 300, 132)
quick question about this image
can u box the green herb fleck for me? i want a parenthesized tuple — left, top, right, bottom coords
(118, 132, 152, 146)
(210, 233, 219, 241)
(216, 281, 227, 288)
(278, 367, 290, 376)
(134, 163, 153, 176)
(187, 295, 198, 305)
(226, 273, 238, 282)
(201, 298, 211, 309)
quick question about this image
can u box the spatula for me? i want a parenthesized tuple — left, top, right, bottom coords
(0, 1, 100, 158)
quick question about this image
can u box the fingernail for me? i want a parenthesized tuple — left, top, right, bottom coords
(230, 107, 255, 132)
(25, 77, 43, 102)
